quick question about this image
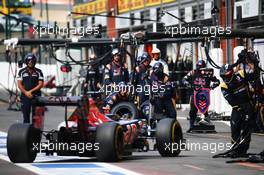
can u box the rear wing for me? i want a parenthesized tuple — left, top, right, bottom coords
(33, 96, 81, 106)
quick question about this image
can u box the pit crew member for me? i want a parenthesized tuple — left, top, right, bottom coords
(102, 82, 129, 114)
(17, 54, 44, 123)
(134, 52, 151, 106)
(150, 62, 176, 119)
(150, 47, 169, 75)
(183, 60, 220, 132)
(104, 48, 129, 85)
(220, 64, 255, 157)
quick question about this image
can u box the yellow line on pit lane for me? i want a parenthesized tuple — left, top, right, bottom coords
(0, 101, 6, 105)
(236, 162, 264, 171)
(183, 164, 205, 171)
(252, 133, 264, 136)
(67, 108, 76, 112)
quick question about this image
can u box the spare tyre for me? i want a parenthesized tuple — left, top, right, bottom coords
(110, 101, 138, 119)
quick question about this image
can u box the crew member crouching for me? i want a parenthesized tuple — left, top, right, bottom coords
(220, 64, 255, 158)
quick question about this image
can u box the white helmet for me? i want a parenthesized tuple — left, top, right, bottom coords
(112, 48, 120, 56)
(152, 47, 161, 54)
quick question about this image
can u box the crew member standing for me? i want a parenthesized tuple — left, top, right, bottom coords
(84, 54, 103, 98)
(104, 48, 129, 86)
(17, 54, 44, 123)
(134, 52, 151, 106)
(150, 62, 176, 119)
(183, 60, 220, 132)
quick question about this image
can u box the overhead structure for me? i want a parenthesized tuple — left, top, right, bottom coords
(3, 28, 264, 46)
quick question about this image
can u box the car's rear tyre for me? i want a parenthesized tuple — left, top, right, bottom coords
(110, 101, 138, 119)
(7, 123, 41, 163)
(95, 122, 124, 162)
(156, 118, 183, 157)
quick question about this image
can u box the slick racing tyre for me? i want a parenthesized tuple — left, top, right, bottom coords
(95, 122, 124, 162)
(156, 118, 183, 157)
(110, 102, 138, 119)
(7, 123, 41, 163)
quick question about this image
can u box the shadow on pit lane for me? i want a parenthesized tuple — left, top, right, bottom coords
(184, 133, 230, 139)
(122, 154, 194, 161)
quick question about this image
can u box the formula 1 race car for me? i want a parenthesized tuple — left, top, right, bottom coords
(6, 95, 183, 163)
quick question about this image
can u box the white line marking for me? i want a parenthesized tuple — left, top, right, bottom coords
(177, 117, 187, 120)
(0, 131, 142, 175)
(0, 131, 7, 136)
(215, 121, 231, 127)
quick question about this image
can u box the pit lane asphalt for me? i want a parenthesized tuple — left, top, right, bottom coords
(0, 101, 263, 175)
